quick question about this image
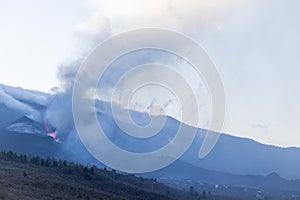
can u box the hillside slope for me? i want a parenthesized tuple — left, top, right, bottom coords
(0, 152, 188, 200)
(2, 83, 300, 180)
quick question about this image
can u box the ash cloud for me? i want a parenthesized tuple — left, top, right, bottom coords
(49, 0, 250, 141)
(46, 0, 300, 152)
(44, 0, 248, 163)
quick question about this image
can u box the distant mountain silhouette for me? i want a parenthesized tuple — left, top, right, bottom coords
(1, 83, 300, 193)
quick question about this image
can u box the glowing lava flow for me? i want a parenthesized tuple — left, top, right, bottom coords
(44, 123, 60, 143)
(47, 132, 60, 143)
(44, 123, 50, 132)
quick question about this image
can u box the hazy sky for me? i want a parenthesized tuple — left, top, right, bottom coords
(0, 0, 299, 147)
(0, 0, 88, 91)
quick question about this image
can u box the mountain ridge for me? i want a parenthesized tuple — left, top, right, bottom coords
(1, 83, 300, 181)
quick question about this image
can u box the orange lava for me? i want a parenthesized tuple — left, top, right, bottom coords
(47, 132, 60, 143)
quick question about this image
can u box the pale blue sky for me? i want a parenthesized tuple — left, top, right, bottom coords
(0, 0, 299, 147)
(0, 0, 88, 91)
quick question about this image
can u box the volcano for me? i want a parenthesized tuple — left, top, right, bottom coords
(1, 83, 300, 193)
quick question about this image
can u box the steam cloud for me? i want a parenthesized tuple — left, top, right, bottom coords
(47, 0, 251, 143)
(46, 0, 300, 155)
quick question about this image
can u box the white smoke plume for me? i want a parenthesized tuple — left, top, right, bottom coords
(48, 0, 251, 140)
(75, 0, 249, 40)
(50, 0, 300, 149)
